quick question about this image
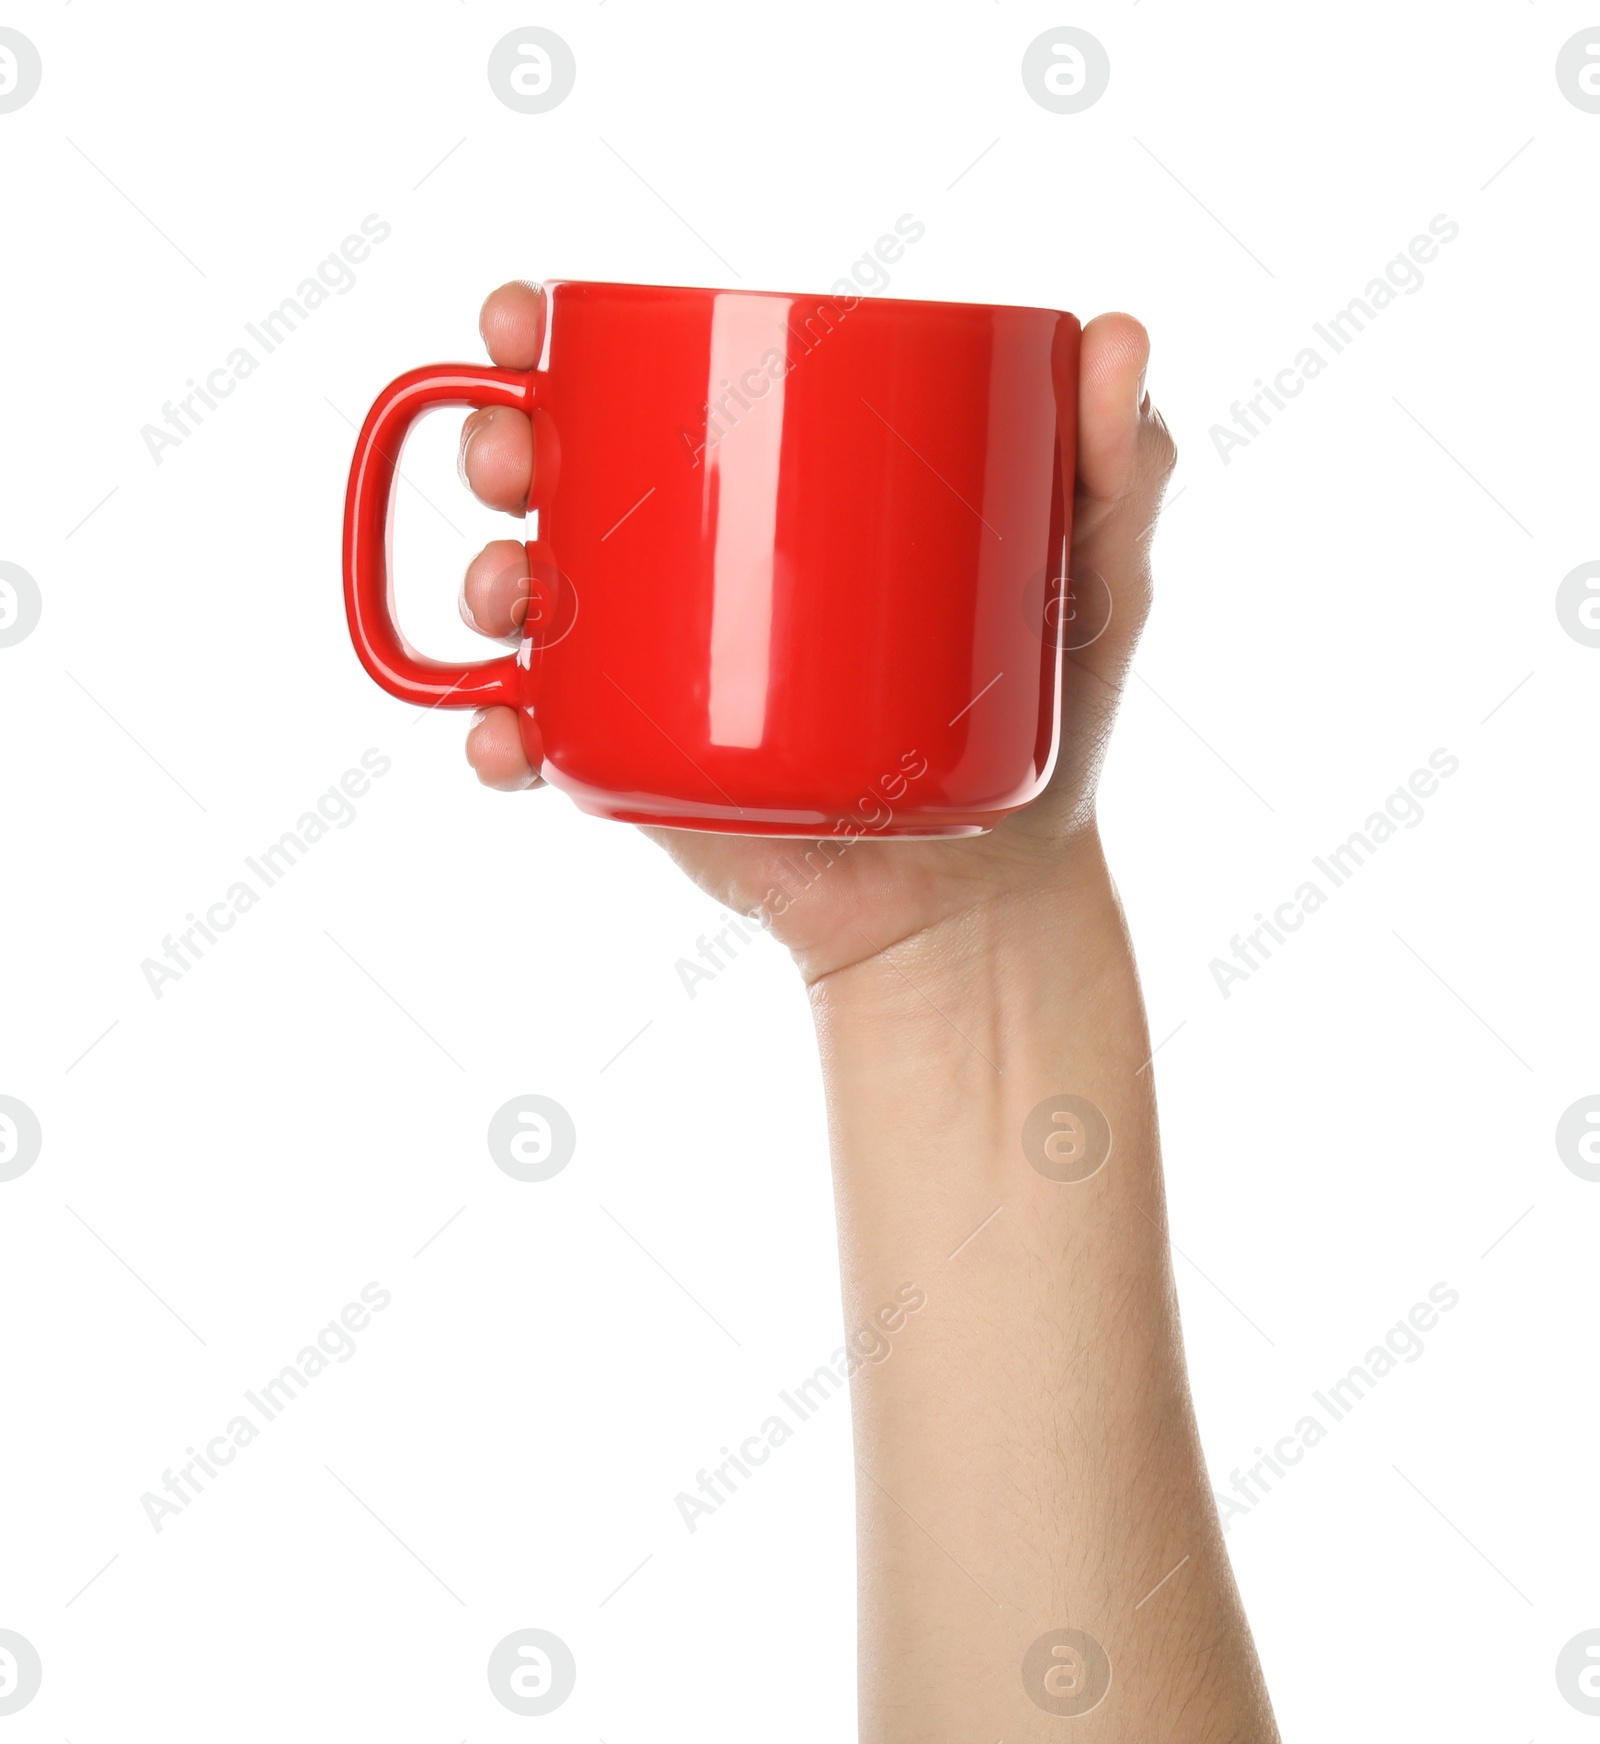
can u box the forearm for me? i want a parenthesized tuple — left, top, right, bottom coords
(810, 831, 1277, 1741)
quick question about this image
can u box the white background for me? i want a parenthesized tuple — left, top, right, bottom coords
(1, 3, 1596, 1738)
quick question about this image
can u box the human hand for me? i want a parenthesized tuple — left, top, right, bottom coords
(458, 281, 1175, 983)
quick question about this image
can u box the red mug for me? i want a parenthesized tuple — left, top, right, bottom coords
(343, 280, 1079, 836)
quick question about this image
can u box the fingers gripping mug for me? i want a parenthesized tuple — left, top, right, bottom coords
(343, 280, 1080, 836)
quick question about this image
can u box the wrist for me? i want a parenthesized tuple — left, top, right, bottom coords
(805, 824, 1125, 1032)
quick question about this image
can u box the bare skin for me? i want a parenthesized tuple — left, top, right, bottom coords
(458, 281, 1280, 1740)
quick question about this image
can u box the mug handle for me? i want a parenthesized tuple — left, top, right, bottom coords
(342, 363, 539, 709)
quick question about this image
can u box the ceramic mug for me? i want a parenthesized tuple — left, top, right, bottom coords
(342, 279, 1079, 836)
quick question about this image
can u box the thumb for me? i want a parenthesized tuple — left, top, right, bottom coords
(1067, 312, 1177, 688)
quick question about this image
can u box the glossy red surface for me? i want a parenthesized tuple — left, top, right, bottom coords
(344, 280, 1079, 835)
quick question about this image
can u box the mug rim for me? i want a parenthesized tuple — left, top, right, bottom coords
(539, 277, 1074, 323)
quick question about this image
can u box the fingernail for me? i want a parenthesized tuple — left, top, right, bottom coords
(457, 409, 493, 486)
(469, 707, 489, 732)
(458, 583, 481, 632)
